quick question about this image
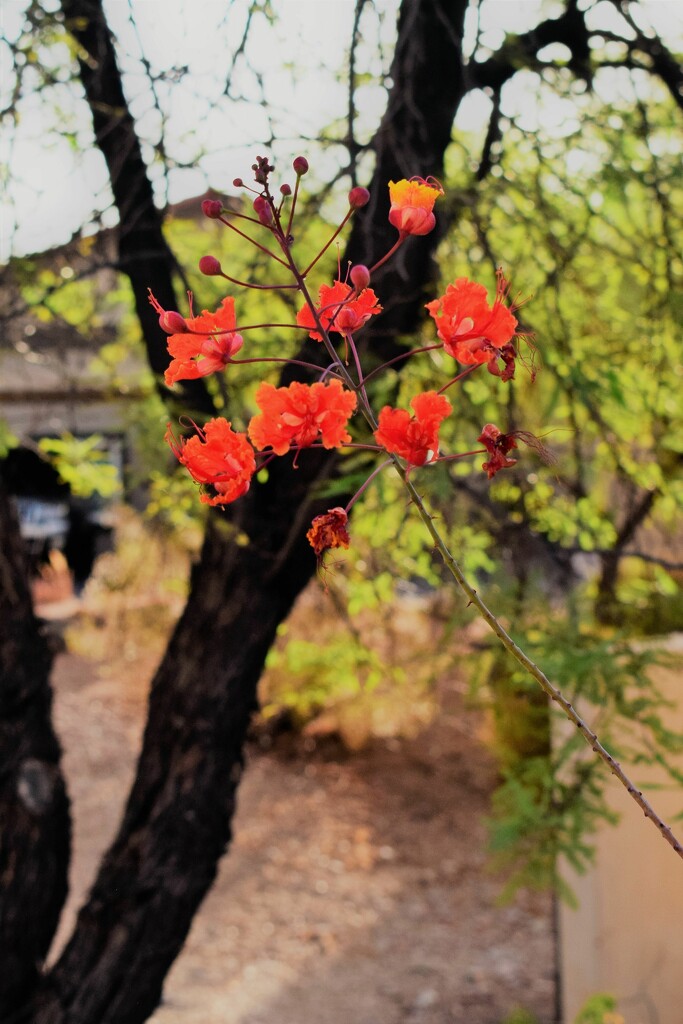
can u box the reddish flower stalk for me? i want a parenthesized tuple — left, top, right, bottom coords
(217, 211, 290, 267)
(301, 207, 355, 278)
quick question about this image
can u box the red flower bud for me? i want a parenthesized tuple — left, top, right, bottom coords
(201, 199, 223, 219)
(348, 186, 370, 209)
(349, 264, 371, 290)
(253, 195, 273, 226)
(280, 183, 292, 196)
(293, 156, 309, 176)
(199, 255, 222, 276)
(233, 177, 244, 187)
(158, 310, 188, 334)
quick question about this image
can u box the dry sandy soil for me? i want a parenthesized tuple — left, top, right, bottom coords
(48, 648, 557, 1024)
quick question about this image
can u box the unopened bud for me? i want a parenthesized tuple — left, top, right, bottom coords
(202, 199, 223, 219)
(253, 195, 273, 226)
(348, 186, 370, 209)
(159, 310, 188, 334)
(233, 177, 244, 187)
(292, 156, 309, 176)
(280, 183, 292, 196)
(350, 264, 371, 290)
(199, 255, 222, 276)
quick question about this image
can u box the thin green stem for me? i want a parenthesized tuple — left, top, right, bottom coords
(395, 466, 683, 861)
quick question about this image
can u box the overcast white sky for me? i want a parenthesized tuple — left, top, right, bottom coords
(1, 0, 681, 260)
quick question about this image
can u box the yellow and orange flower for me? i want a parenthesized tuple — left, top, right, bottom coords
(296, 280, 381, 341)
(166, 418, 255, 506)
(388, 177, 443, 237)
(149, 291, 243, 386)
(307, 507, 351, 557)
(374, 391, 452, 466)
(425, 274, 518, 379)
(248, 379, 357, 456)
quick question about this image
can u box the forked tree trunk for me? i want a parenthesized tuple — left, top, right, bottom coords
(13, 1, 469, 1021)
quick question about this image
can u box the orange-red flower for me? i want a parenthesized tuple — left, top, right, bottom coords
(388, 177, 443, 237)
(149, 291, 244, 385)
(307, 507, 350, 557)
(166, 417, 255, 505)
(478, 423, 518, 479)
(425, 273, 518, 380)
(374, 391, 452, 466)
(248, 379, 357, 456)
(296, 281, 381, 341)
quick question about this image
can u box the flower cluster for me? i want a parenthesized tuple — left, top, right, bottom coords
(159, 158, 532, 560)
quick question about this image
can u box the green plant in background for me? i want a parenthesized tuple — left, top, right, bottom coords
(468, 601, 682, 899)
(38, 433, 121, 498)
(500, 1008, 540, 1024)
(438, 89, 683, 629)
(574, 992, 624, 1024)
(261, 580, 439, 750)
(0, 421, 18, 460)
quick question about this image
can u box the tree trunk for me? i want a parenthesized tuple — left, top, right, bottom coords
(0, 486, 70, 1018)
(17, 1, 469, 1021)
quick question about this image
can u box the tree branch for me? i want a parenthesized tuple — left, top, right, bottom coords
(60, 0, 216, 418)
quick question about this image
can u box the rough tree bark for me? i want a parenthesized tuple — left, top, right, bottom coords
(0, 485, 70, 1018)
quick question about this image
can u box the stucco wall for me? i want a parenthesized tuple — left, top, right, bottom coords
(559, 635, 683, 1023)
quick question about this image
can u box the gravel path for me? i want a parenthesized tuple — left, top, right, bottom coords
(49, 651, 557, 1024)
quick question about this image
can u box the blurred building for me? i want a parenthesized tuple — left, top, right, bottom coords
(0, 191, 229, 597)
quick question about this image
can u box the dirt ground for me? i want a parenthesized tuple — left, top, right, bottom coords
(48, 647, 557, 1024)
